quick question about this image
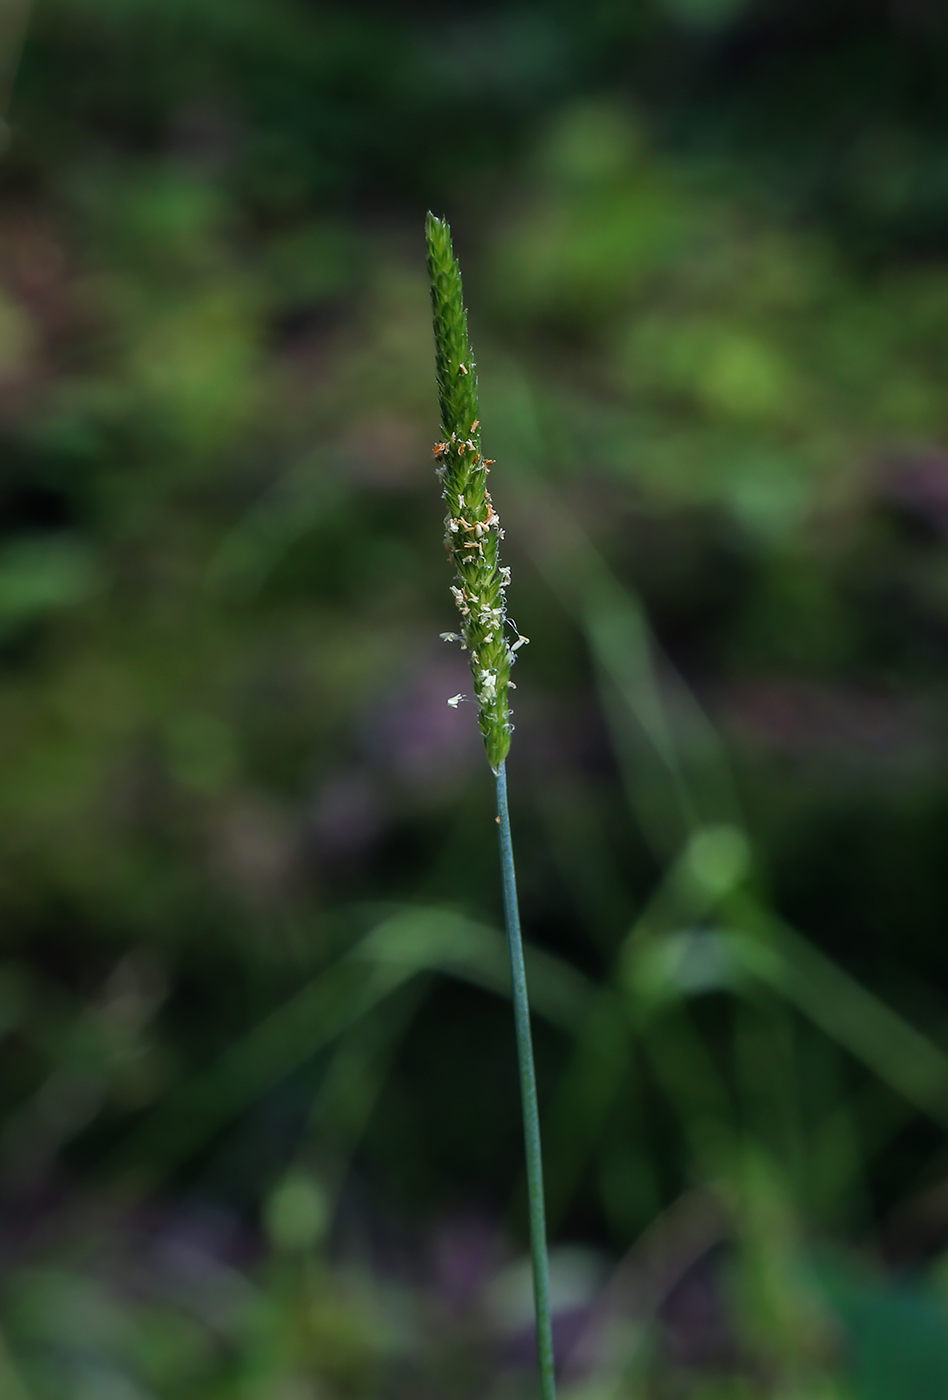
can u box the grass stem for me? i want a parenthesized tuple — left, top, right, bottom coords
(495, 761, 557, 1400)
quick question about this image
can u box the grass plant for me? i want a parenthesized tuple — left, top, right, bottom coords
(425, 212, 556, 1400)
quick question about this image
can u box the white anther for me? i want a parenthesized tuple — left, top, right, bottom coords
(478, 670, 498, 701)
(478, 607, 503, 626)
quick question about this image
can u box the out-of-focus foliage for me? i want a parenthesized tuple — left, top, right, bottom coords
(4, 0, 948, 1395)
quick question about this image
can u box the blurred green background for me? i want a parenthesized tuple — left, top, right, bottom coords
(6, 0, 948, 1395)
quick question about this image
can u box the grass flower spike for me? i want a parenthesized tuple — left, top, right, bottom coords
(426, 211, 524, 773)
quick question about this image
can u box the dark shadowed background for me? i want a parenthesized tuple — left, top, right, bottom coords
(2, 1, 948, 1395)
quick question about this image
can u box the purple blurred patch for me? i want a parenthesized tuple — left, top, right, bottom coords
(496, 1305, 602, 1380)
(429, 1215, 508, 1318)
(721, 679, 931, 762)
(308, 771, 385, 860)
(361, 654, 483, 789)
(879, 448, 948, 536)
(659, 1247, 739, 1372)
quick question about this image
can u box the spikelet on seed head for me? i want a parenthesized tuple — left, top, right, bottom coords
(425, 213, 525, 773)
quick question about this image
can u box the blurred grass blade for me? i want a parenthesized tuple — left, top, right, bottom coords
(206, 451, 342, 598)
(543, 987, 631, 1229)
(0, 1331, 33, 1400)
(0, 0, 30, 128)
(545, 823, 750, 1226)
(722, 903, 948, 1129)
(360, 905, 592, 1031)
(498, 371, 743, 854)
(109, 907, 591, 1188)
(302, 981, 426, 1147)
(106, 954, 414, 1189)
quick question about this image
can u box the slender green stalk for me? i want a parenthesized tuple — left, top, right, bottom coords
(496, 761, 557, 1400)
(425, 214, 555, 1398)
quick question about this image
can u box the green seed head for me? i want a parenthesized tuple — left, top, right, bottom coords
(425, 213, 524, 773)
